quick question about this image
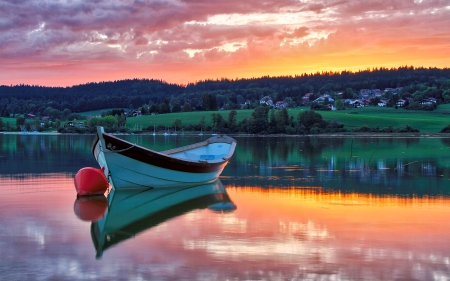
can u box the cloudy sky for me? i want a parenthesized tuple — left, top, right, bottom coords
(1, 0, 449, 87)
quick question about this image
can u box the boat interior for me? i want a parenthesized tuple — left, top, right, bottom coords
(168, 143, 232, 161)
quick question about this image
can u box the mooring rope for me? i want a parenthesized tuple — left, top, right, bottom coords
(101, 143, 136, 153)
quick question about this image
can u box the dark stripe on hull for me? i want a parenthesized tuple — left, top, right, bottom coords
(98, 133, 233, 173)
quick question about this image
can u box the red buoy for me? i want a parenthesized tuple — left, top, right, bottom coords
(73, 195, 108, 222)
(74, 167, 109, 196)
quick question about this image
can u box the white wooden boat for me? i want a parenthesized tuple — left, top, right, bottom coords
(92, 126, 237, 190)
(90, 180, 234, 258)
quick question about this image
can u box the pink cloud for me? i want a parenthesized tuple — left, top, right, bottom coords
(0, 0, 449, 86)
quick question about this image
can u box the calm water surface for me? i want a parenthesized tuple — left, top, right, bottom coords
(1, 133, 450, 281)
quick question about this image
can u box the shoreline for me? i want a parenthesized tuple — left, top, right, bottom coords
(2, 131, 450, 138)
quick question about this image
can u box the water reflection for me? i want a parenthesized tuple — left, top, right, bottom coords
(223, 136, 450, 196)
(88, 180, 235, 259)
(2, 133, 450, 195)
(1, 134, 450, 280)
(1, 171, 450, 280)
(73, 195, 108, 222)
(0, 134, 97, 174)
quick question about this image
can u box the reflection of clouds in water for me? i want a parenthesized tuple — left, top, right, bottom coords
(183, 238, 336, 263)
(184, 217, 334, 262)
(279, 221, 330, 240)
(25, 221, 48, 247)
(0, 217, 50, 248)
(216, 215, 247, 234)
(184, 211, 203, 222)
(1, 157, 450, 280)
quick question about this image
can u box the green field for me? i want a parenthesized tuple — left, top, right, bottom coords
(1, 117, 16, 126)
(2, 104, 450, 133)
(312, 107, 450, 132)
(124, 105, 450, 133)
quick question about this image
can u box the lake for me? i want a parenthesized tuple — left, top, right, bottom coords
(1, 133, 450, 280)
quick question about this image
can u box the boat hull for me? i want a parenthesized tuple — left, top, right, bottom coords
(92, 127, 236, 190)
(95, 148, 226, 189)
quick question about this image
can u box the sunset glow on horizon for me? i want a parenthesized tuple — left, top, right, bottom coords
(1, 0, 449, 87)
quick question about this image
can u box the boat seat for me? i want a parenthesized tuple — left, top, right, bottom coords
(199, 155, 215, 160)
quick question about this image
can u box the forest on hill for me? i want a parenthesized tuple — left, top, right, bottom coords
(1, 66, 450, 121)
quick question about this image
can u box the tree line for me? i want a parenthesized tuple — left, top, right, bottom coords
(1, 67, 450, 121)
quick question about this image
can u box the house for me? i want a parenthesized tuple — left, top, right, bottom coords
(396, 99, 406, 107)
(130, 110, 142, 117)
(384, 87, 403, 95)
(301, 93, 314, 104)
(359, 89, 382, 99)
(25, 113, 36, 120)
(240, 100, 252, 109)
(326, 104, 336, 111)
(260, 96, 273, 107)
(420, 98, 437, 105)
(345, 99, 364, 108)
(362, 99, 371, 106)
(275, 101, 288, 109)
(378, 99, 389, 107)
(312, 94, 334, 104)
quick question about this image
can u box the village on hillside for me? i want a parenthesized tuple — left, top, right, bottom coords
(258, 87, 437, 111)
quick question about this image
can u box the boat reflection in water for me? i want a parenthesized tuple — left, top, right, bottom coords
(89, 179, 235, 259)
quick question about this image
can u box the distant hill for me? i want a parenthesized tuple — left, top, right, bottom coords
(1, 66, 450, 117)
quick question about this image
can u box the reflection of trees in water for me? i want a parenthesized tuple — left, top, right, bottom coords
(3, 134, 449, 196)
(441, 137, 450, 147)
(1, 135, 96, 174)
(224, 137, 450, 197)
(224, 136, 347, 184)
(404, 137, 420, 146)
(235, 136, 346, 165)
(332, 159, 449, 196)
(299, 137, 345, 160)
(351, 137, 420, 149)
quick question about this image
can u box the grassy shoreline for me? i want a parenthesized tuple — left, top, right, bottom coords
(2, 104, 450, 133)
(2, 130, 449, 139)
(123, 105, 450, 133)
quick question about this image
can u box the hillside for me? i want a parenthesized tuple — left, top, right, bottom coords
(1, 66, 450, 120)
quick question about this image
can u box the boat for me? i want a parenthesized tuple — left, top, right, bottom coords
(90, 180, 235, 258)
(92, 126, 237, 190)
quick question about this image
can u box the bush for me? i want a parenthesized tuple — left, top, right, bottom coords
(396, 125, 419, 133)
(285, 126, 296, 135)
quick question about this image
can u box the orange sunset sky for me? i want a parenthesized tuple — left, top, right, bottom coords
(1, 0, 449, 87)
